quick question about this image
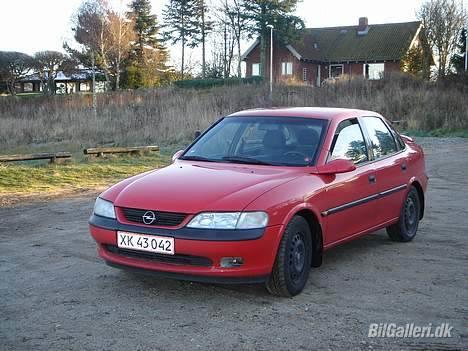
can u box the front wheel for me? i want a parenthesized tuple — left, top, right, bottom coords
(386, 185, 421, 242)
(266, 216, 312, 297)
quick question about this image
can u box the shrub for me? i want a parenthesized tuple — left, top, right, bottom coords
(174, 76, 263, 89)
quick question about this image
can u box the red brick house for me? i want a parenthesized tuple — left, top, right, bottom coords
(242, 18, 422, 86)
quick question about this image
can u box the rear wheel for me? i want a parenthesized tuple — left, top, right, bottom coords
(386, 186, 421, 242)
(266, 216, 312, 297)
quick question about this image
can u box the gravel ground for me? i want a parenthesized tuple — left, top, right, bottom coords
(0, 137, 467, 351)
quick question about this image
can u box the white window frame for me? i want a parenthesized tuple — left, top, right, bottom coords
(281, 62, 293, 76)
(329, 64, 344, 78)
(367, 63, 385, 80)
(252, 63, 260, 76)
(302, 68, 308, 81)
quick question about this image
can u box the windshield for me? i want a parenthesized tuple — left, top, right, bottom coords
(181, 116, 328, 166)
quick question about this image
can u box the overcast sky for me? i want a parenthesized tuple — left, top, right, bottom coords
(1, 0, 466, 64)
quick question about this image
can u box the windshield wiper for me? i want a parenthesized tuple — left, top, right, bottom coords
(222, 156, 274, 166)
(180, 155, 217, 162)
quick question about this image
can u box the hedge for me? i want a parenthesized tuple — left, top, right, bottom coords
(174, 76, 264, 89)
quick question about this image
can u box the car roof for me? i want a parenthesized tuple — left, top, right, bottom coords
(228, 107, 381, 121)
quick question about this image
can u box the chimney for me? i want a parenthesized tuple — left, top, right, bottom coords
(357, 17, 369, 35)
(358, 17, 368, 30)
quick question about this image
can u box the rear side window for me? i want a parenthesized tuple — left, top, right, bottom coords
(387, 121, 406, 150)
(362, 117, 398, 159)
(330, 119, 368, 164)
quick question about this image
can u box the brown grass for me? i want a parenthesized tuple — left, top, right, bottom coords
(0, 73, 467, 152)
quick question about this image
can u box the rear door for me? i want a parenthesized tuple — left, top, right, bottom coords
(321, 118, 381, 246)
(360, 116, 410, 223)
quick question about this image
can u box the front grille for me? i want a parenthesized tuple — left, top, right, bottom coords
(105, 245, 213, 267)
(121, 207, 187, 227)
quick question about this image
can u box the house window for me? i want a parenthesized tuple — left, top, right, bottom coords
(302, 68, 308, 81)
(80, 82, 91, 92)
(23, 83, 33, 92)
(281, 62, 293, 75)
(252, 63, 260, 76)
(329, 64, 344, 78)
(366, 63, 385, 80)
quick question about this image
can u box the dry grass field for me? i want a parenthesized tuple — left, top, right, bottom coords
(0, 74, 466, 198)
(0, 73, 467, 154)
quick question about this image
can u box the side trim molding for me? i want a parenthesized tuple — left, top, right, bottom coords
(321, 184, 407, 217)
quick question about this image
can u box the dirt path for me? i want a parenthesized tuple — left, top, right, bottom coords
(0, 138, 467, 350)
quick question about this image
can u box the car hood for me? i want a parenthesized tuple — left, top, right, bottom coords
(110, 161, 304, 213)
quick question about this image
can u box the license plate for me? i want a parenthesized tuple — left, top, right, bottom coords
(117, 231, 175, 255)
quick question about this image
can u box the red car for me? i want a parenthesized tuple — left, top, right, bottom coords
(89, 107, 427, 296)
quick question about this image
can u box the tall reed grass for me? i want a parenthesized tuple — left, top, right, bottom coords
(0, 73, 466, 151)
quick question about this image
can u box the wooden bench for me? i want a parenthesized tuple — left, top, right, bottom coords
(83, 145, 160, 157)
(0, 152, 72, 163)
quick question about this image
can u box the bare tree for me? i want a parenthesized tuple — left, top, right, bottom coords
(417, 0, 466, 78)
(163, 0, 200, 78)
(211, 1, 238, 78)
(107, 10, 136, 89)
(205, 22, 235, 78)
(220, 0, 247, 77)
(0, 51, 35, 95)
(67, 0, 112, 83)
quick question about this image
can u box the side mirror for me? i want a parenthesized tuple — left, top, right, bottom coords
(172, 150, 184, 162)
(315, 159, 356, 175)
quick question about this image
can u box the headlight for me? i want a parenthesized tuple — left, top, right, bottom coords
(93, 197, 116, 219)
(187, 211, 268, 229)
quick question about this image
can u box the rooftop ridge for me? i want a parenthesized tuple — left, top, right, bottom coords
(305, 20, 421, 31)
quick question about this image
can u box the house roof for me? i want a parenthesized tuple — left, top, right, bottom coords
(243, 21, 421, 63)
(19, 69, 105, 82)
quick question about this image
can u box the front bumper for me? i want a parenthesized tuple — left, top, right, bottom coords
(89, 215, 283, 282)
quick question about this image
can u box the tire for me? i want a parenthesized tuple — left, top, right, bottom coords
(386, 185, 421, 242)
(266, 216, 312, 297)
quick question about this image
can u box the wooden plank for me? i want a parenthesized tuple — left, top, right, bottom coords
(83, 145, 159, 155)
(0, 152, 71, 162)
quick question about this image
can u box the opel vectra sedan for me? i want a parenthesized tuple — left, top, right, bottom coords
(89, 108, 427, 296)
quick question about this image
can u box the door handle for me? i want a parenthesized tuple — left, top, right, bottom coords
(368, 174, 376, 184)
(401, 163, 407, 171)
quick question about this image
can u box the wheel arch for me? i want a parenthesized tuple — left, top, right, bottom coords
(410, 180, 425, 220)
(294, 209, 323, 267)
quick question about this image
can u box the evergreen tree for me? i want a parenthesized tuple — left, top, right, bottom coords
(401, 47, 425, 77)
(242, 0, 304, 77)
(163, 0, 200, 78)
(451, 29, 467, 74)
(128, 0, 160, 62)
(126, 0, 168, 88)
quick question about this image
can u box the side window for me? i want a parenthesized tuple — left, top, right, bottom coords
(330, 119, 368, 164)
(387, 121, 406, 150)
(362, 117, 398, 159)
